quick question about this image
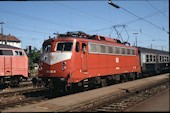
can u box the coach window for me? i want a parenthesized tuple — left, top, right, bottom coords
(146, 55, 149, 63)
(167, 56, 169, 62)
(75, 42, 80, 52)
(164, 56, 167, 62)
(150, 55, 153, 62)
(162, 56, 164, 63)
(153, 55, 156, 62)
(159, 56, 162, 63)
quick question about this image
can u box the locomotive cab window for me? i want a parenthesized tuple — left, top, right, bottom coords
(15, 51, 19, 56)
(43, 44, 51, 52)
(19, 51, 24, 56)
(76, 42, 80, 52)
(15, 51, 24, 56)
(82, 43, 87, 53)
(56, 42, 73, 52)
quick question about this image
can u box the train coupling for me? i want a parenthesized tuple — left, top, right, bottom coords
(31, 77, 44, 87)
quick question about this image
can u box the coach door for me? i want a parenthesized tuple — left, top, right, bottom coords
(81, 42, 88, 73)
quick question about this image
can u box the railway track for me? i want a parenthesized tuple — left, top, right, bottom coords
(0, 86, 50, 111)
(0, 85, 46, 98)
(1, 73, 169, 112)
(60, 77, 169, 112)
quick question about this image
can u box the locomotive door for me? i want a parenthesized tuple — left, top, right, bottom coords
(4, 57, 12, 75)
(81, 42, 88, 73)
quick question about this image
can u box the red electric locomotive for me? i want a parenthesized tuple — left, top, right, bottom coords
(37, 31, 141, 91)
(0, 44, 28, 87)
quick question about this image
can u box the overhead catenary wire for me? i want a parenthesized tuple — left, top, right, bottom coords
(6, 25, 53, 35)
(54, 2, 116, 24)
(145, 0, 168, 19)
(108, 0, 169, 34)
(0, 8, 89, 31)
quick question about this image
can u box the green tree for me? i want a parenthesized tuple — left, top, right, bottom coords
(26, 47, 40, 70)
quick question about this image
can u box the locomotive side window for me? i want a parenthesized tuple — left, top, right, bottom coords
(89, 43, 98, 53)
(108, 46, 113, 54)
(121, 48, 125, 54)
(115, 47, 120, 54)
(0, 50, 13, 56)
(76, 42, 80, 52)
(132, 50, 135, 55)
(99, 45, 106, 53)
(56, 42, 73, 52)
(127, 49, 131, 55)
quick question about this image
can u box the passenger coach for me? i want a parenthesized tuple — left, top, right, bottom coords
(137, 47, 169, 75)
(38, 31, 141, 91)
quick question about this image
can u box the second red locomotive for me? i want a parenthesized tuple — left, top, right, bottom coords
(36, 31, 141, 91)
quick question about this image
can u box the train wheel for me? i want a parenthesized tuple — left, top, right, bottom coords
(65, 83, 72, 93)
(9, 77, 19, 87)
(101, 79, 107, 87)
(120, 74, 128, 83)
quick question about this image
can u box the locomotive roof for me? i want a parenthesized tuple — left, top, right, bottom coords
(57, 31, 123, 44)
(0, 44, 22, 50)
(137, 46, 169, 55)
(44, 31, 135, 49)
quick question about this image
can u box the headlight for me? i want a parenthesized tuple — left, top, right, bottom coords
(62, 66, 66, 71)
(62, 62, 66, 66)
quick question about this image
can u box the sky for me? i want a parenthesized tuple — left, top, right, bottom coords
(0, 0, 169, 51)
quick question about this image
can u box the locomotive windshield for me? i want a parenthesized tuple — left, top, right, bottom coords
(42, 44, 51, 52)
(56, 42, 73, 52)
